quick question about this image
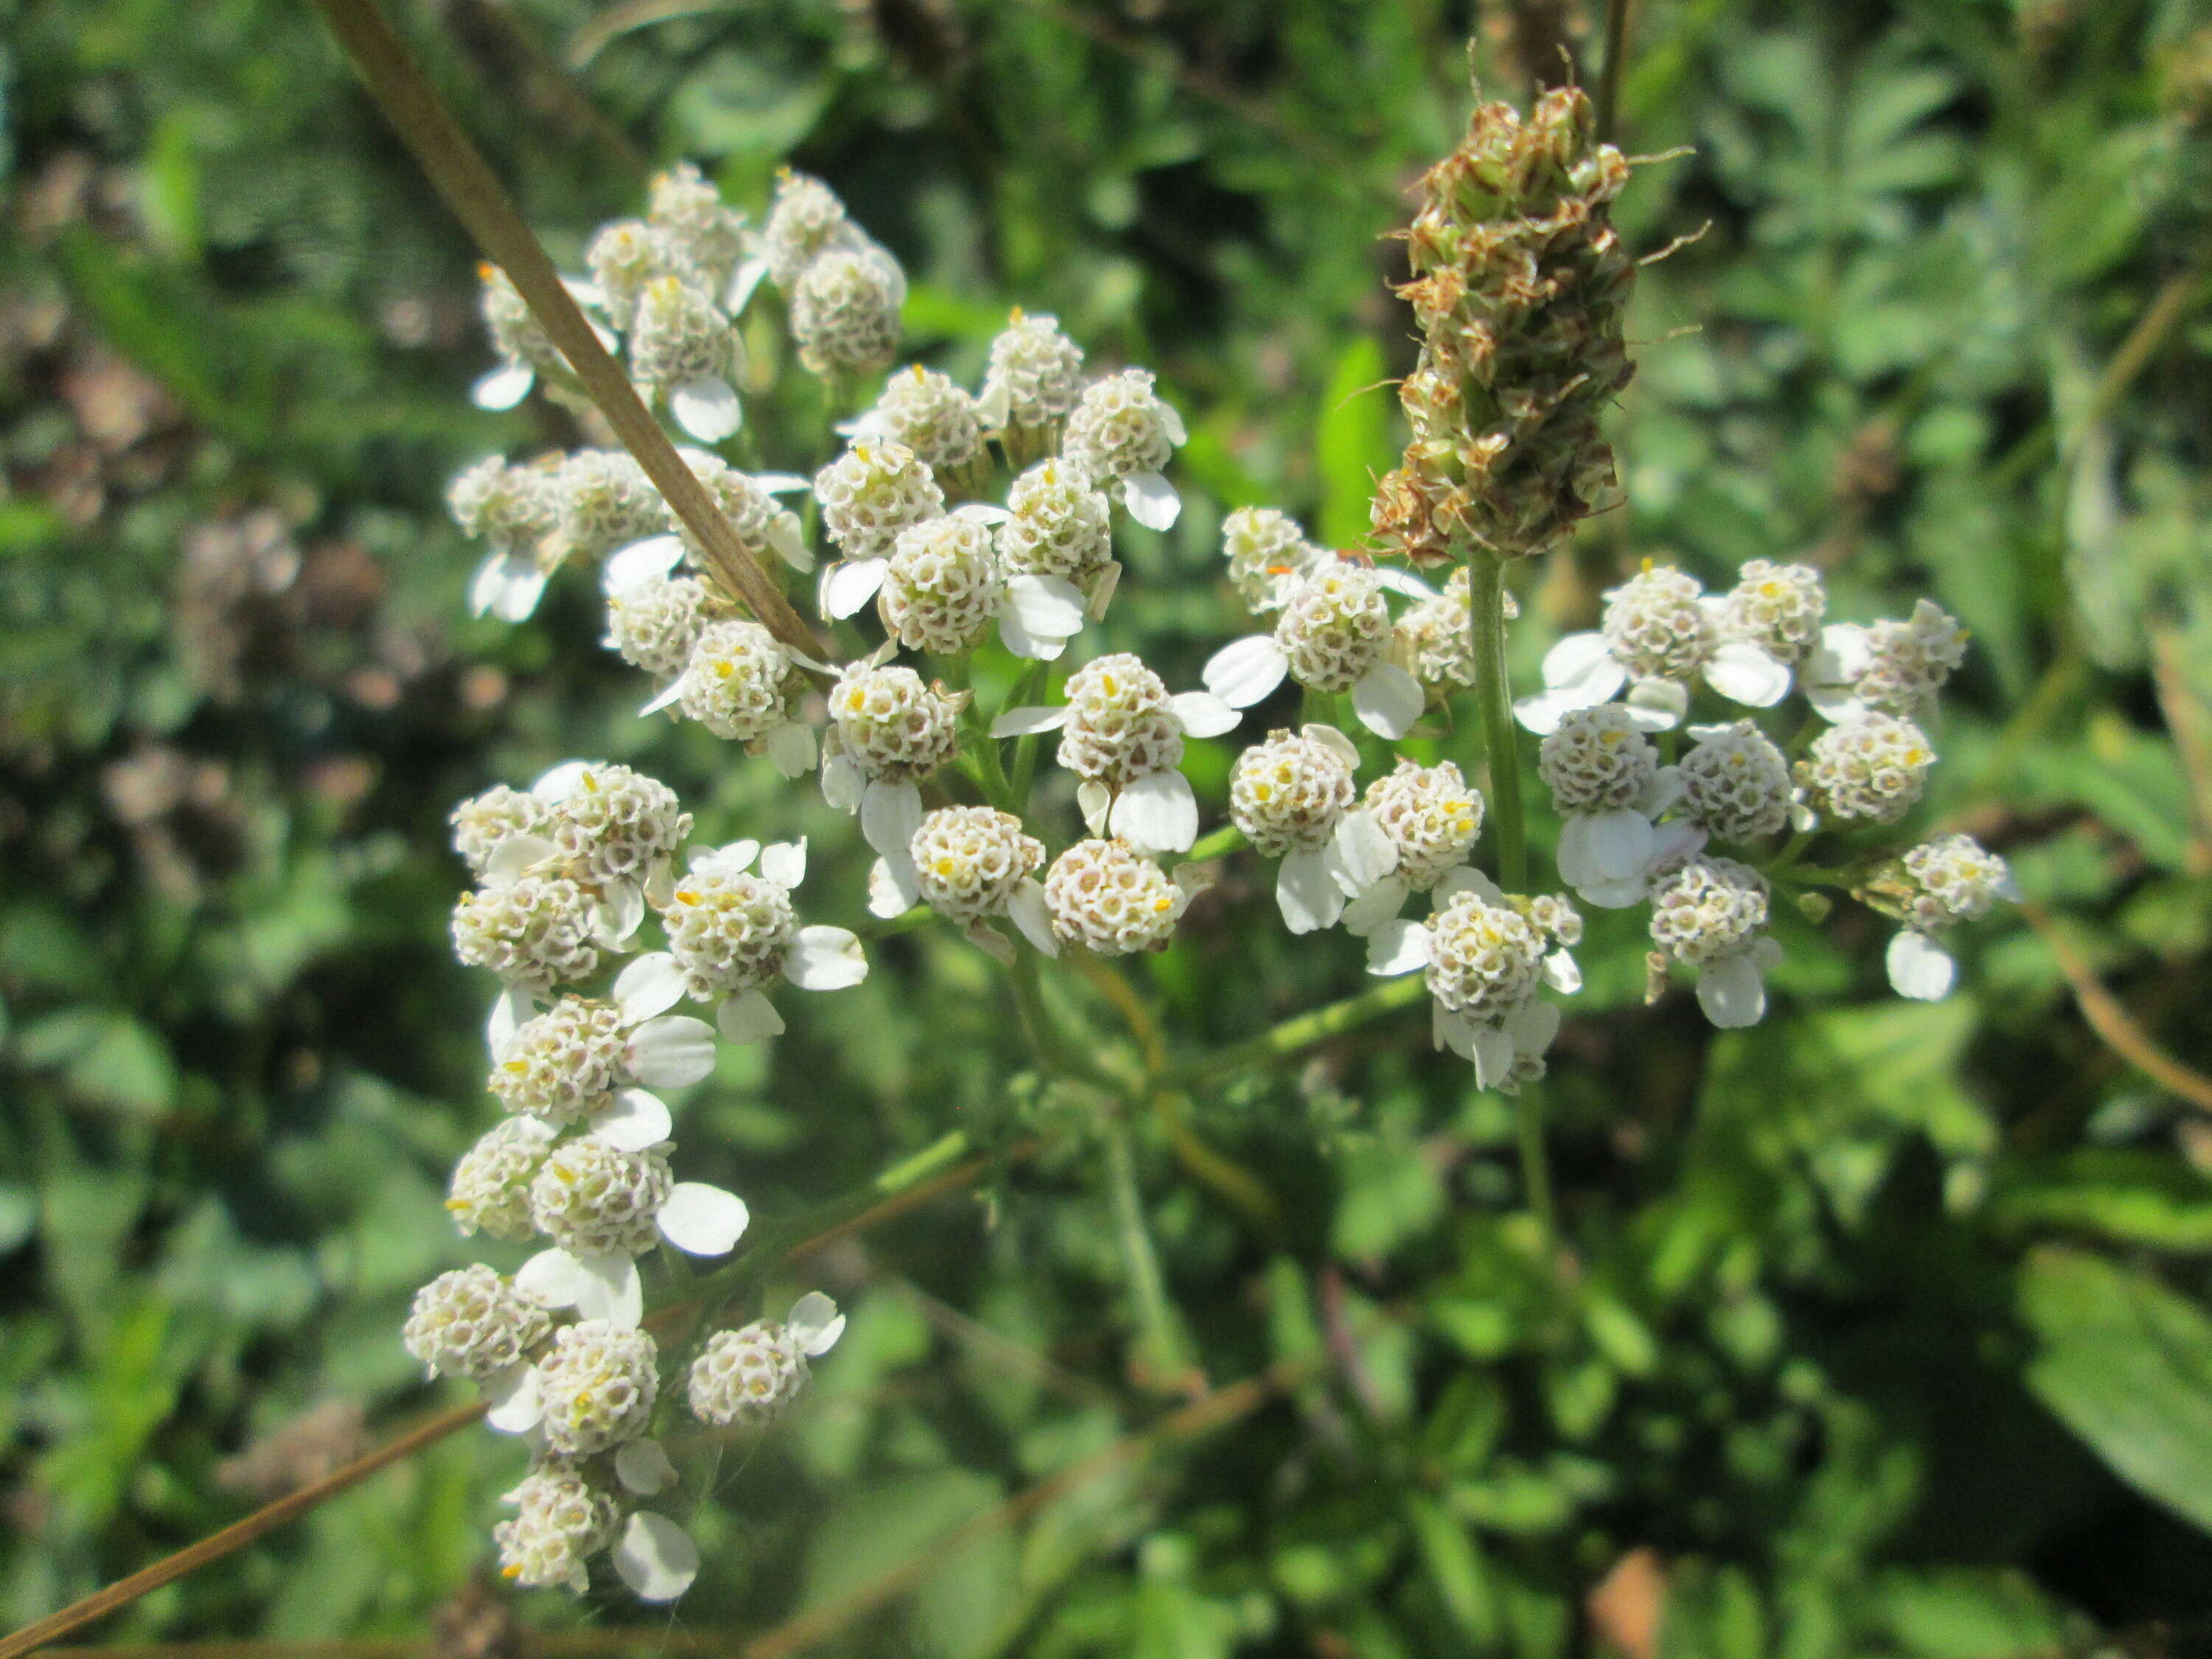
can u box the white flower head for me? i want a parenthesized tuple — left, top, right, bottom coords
(791, 247, 905, 380)
(647, 161, 747, 296)
(1798, 712, 1935, 824)
(846, 364, 984, 478)
(532, 760, 692, 925)
(814, 444, 945, 605)
(495, 1462, 622, 1593)
(879, 806, 1049, 959)
(1203, 560, 1425, 740)
(1394, 566, 1511, 695)
(585, 218, 683, 334)
(676, 451, 812, 575)
(552, 451, 672, 569)
(1678, 720, 1793, 843)
(605, 568, 728, 680)
(1514, 563, 1790, 734)
(1806, 599, 1969, 723)
(1649, 853, 1781, 1029)
(976, 308, 1085, 437)
(1720, 560, 1826, 667)
(448, 1116, 557, 1242)
(532, 1321, 660, 1456)
(1043, 838, 1209, 956)
(761, 170, 866, 290)
(686, 1292, 844, 1427)
(472, 262, 562, 411)
(628, 276, 745, 442)
(1230, 725, 1396, 933)
(403, 1265, 549, 1381)
(998, 459, 1116, 594)
(451, 869, 602, 999)
(452, 784, 553, 877)
(1221, 507, 1326, 616)
(453, 456, 562, 622)
(1340, 759, 1486, 933)
(1060, 368, 1186, 531)
(1877, 833, 2017, 1001)
(653, 616, 813, 773)
(821, 661, 969, 868)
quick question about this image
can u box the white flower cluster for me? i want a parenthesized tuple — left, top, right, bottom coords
(1205, 557, 1431, 741)
(1043, 838, 1211, 956)
(686, 1293, 846, 1427)
(1863, 832, 2018, 1001)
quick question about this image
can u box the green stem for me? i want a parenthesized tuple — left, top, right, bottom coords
(1166, 975, 1429, 1090)
(1103, 1112, 1189, 1388)
(1514, 1081, 1557, 1252)
(1466, 547, 1528, 891)
(1186, 823, 1248, 863)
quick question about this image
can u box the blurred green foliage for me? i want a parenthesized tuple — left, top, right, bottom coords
(4, 0, 2212, 1654)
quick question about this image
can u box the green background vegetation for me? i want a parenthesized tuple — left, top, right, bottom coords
(4, 0, 2212, 1653)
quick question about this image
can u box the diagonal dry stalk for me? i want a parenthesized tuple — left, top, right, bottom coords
(2020, 902, 2212, 1116)
(308, 0, 828, 661)
(0, 1141, 1001, 1659)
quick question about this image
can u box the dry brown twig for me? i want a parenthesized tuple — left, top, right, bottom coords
(2020, 902, 2212, 1116)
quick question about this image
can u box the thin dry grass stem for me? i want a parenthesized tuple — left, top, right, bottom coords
(2149, 626, 2212, 873)
(2020, 902, 2212, 1116)
(309, 0, 827, 661)
(566, 0, 748, 69)
(888, 1277, 1123, 1408)
(737, 1354, 1309, 1659)
(1593, 0, 1636, 144)
(46, 1634, 740, 1658)
(0, 1404, 488, 1659)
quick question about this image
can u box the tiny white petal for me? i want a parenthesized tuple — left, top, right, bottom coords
(717, 989, 785, 1045)
(1705, 641, 1792, 707)
(1003, 574, 1086, 639)
(574, 1253, 644, 1329)
(1512, 689, 1579, 735)
(1577, 876, 1652, 909)
(768, 512, 813, 573)
(692, 838, 760, 875)
(471, 362, 535, 411)
(615, 953, 689, 1023)
(1625, 677, 1688, 728)
(1543, 949, 1582, 993)
(515, 1248, 591, 1310)
(641, 674, 690, 717)
(1696, 952, 1769, 1028)
(996, 607, 1065, 662)
(487, 987, 534, 1054)
(483, 832, 559, 888)
(591, 883, 646, 950)
(1157, 402, 1188, 447)
(1372, 566, 1438, 600)
(1639, 765, 1688, 817)
(658, 1183, 751, 1255)
(964, 920, 1017, 963)
(612, 1512, 699, 1603)
(671, 377, 742, 442)
(725, 257, 769, 314)
(954, 501, 1014, 526)
(1203, 636, 1290, 708)
(1341, 874, 1410, 936)
(1327, 809, 1399, 894)
(786, 925, 869, 990)
(788, 1291, 846, 1355)
(1887, 931, 1957, 1001)
(1077, 779, 1111, 837)
(1366, 919, 1430, 976)
(483, 1362, 543, 1433)
(1276, 848, 1346, 934)
(592, 1088, 674, 1151)
(1109, 770, 1198, 855)
(992, 705, 1070, 738)
(754, 473, 813, 496)
(821, 749, 865, 813)
(614, 1439, 678, 1497)
(1121, 470, 1180, 530)
(530, 760, 596, 803)
(1541, 633, 1619, 692)
(869, 855, 922, 918)
(1435, 865, 1504, 905)
(1582, 808, 1658, 883)
(627, 1016, 717, 1086)
(1304, 723, 1361, 768)
(1169, 690, 1241, 739)
(860, 779, 924, 863)
(1511, 997, 1562, 1058)
(766, 719, 819, 777)
(1088, 561, 1122, 621)
(822, 557, 890, 619)
(759, 837, 808, 890)
(1009, 879, 1060, 956)
(604, 535, 686, 594)
(1470, 1024, 1517, 1090)
(1434, 1004, 1481, 1062)
(1352, 661, 1423, 740)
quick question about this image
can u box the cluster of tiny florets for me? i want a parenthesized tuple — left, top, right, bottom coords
(679, 619, 803, 742)
(481, 265, 560, 375)
(529, 1138, 673, 1259)
(1649, 856, 1770, 965)
(658, 866, 798, 998)
(544, 765, 692, 891)
(554, 451, 669, 566)
(1799, 714, 1935, 824)
(630, 276, 740, 397)
(1278, 563, 1394, 692)
(880, 514, 1002, 654)
(649, 161, 745, 292)
(911, 807, 1044, 923)
(687, 1321, 811, 1427)
(452, 785, 552, 874)
(586, 220, 682, 334)
(1230, 729, 1355, 856)
(451, 874, 601, 997)
(535, 1321, 661, 1456)
(1538, 706, 1659, 813)
(1678, 721, 1792, 841)
(1523, 893, 1583, 947)
(815, 444, 945, 563)
(403, 1265, 550, 1380)
(762, 170, 863, 290)
(495, 1464, 622, 1593)
(791, 249, 902, 378)
(981, 310, 1085, 434)
(447, 1117, 556, 1242)
(1857, 599, 1969, 714)
(490, 998, 627, 1124)
(1222, 507, 1322, 614)
(1062, 369, 1174, 484)
(608, 573, 726, 679)
(1722, 560, 1826, 664)
(450, 456, 558, 556)
(1057, 654, 1182, 784)
(1601, 565, 1714, 682)
(829, 664, 966, 782)
(1366, 760, 1485, 888)
(1396, 567, 1512, 692)
(864, 366, 984, 476)
(1425, 891, 1546, 1023)
(998, 461, 1113, 584)
(1045, 839, 1189, 955)
(1899, 834, 2011, 931)
(681, 453, 802, 571)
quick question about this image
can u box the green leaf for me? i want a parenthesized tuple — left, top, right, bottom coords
(2017, 1246, 2212, 1534)
(1986, 1150, 2212, 1251)
(1315, 335, 1393, 549)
